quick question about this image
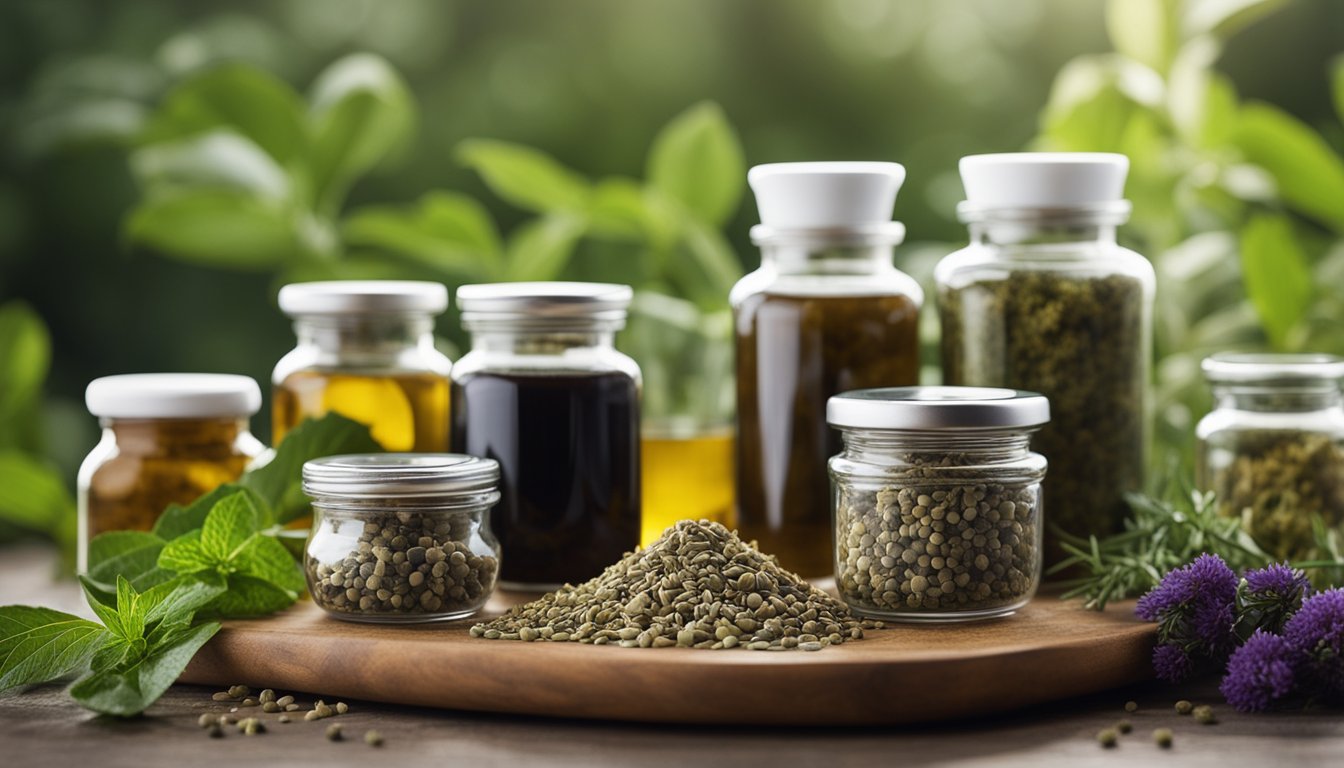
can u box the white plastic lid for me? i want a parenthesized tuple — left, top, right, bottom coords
(959, 153, 1129, 210)
(749, 162, 906, 230)
(278, 281, 448, 316)
(86, 374, 262, 419)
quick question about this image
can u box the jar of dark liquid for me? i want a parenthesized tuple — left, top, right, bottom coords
(451, 282, 641, 589)
(733, 163, 922, 577)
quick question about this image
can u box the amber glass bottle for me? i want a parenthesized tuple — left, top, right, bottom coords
(78, 374, 265, 572)
(273, 281, 451, 452)
(732, 163, 922, 577)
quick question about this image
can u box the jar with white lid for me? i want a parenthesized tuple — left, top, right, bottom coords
(828, 386, 1050, 622)
(78, 373, 265, 572)
(935, 153, 1153, 563)
(302, 454, 501, 622)
(273, 280, 452, 453)
(1195, 353, 1344, 561)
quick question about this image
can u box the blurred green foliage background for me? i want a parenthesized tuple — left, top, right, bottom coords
(2, 0, 1343, 546)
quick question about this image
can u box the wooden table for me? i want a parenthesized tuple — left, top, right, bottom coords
(2, 545, 1340, 767)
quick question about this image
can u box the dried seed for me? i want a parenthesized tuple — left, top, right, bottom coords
(211, 692, 233, 702)
(1123, 700, 1138, 713)
(364, 730, 384, 747)
(335, 702, 349, 715)
(315, 703, 333, 718)
(1116, 719, 1132, 734)
(240, 697, 258, 707)
(326, 724, 344, 741)
(258, 689, 275, 704)
(262, 702, 281, 713)
(286, 703, 301, 712)
(276, 695, 295, 707)
(1193, 705, 1216, 724)
(278, 715, 292, 724)
(197, 714, 216, 728)
(207, 723, 224, 739)
(1096, 728, 1118, 748)
(227, 685, 250, 698)
(1153, 728, 1174, 748)
(304, 711, 322, 722)
(1175, 700, 1194, 715)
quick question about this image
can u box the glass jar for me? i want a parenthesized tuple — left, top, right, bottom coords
(273, 281, 452, 453)
(935, 154, 1153, 563)
(451, 282, 642, 590)
(78, 374, 265, 572)
(1196, 353, 1344, 561)
(302, 454, 501, 623)
(828, 387, 1049, 622)
(733, 162, 922, 577)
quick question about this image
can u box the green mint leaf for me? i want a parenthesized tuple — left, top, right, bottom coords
(142, 63, 306, 164)
(199, 491, 263, 563)
(199, 576, 296, 619)
(139, 575, 228, 628)
(80, 577, 126, 642)
(85, 531, 168, 596)
(455, 138, 591, 214)
(504, 213, 586, 282)
(0, 606, 109, 693)
(125, 190, 300, 271)
(233, 535, 305, 593)
(157, 530, 215, 575)
(152, 484, 249, 541)
(1239, 213, 1312, 349)
(115, 576, 147, 642)
(646, 101, 745, 228)
(69, 621, 219, 717)
(242, 413, 381, 524)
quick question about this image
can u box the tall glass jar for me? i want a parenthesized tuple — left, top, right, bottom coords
(451, 282, 641, 590)
(273, 281, 452, 453)
(935, 154, 1154, 562)
(733, 163, 922, 577)
(828, 387, 1049, 622)
(78, 374, 265, 572)
(1196, 353, 1344, 561)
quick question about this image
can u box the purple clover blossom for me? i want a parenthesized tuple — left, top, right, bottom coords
(1136, 553, 1238, 622)
(1152, 643, 1193, 683)
(1136, 554, 1239, 677)
(1282, 589, 1344, 699)
(1220, 630, 1300, 711)
(1237, 563, 1312, 637)
(1244, 563, 1312, 598)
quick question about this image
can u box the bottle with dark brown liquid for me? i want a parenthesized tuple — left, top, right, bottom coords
(732, 163, 922, 577)
(451, 282, 641, 589)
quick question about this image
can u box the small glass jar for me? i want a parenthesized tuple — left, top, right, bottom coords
(302, 454, 501, 623)
(273, 281, 452, 453)
(452, 282, 641, 590)
(733, 163, 923, 577)
(935, 154, 1154, 563)
(827, 387, 1050, 622)
(1196, 353, 1344, 561)
(78, 374, 265, 572)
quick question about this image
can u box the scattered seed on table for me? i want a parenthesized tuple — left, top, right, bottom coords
(1193, 705, 1217, 724)
(1154, 728, 1174, 748)
(211, 692, 233, 702)
(219, 715, 236, 726)
(276, 695, 295, 707)
(278, 715, 291, 724)
(227, 685, 250, 698)
(326, 724, 344, 741)
(286, 704, 301, 712)
(197, 714, 216, 728)
(1116, 719, 1132, 734)
(364, 730, 384, 747)
(207, 723, 224, 739)
(1123, 700, 1138, 713)
(1175, 700, 1194, 715)
(315, 702, 334, 718)
(336, 702, 349, 715)
(229, 707, 239, 713)
(304, 711, 322, 722)
(258, 689, 275, 704)
(262, 702, 281, 713)
(1096, 728, 1118, 748)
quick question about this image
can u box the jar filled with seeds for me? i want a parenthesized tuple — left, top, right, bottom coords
(827, 386, 1050, 621)
(1196, 353, 1344, 562)
(302, 454, 501, 623)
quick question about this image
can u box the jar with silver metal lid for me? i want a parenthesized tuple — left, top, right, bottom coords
(1195, 353, 1344, 562)
(451, 282, 641, 590)
(827, 386, 1050, 622)
(302, 454, 501, 622)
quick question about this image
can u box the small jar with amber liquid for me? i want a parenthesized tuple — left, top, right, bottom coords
(273, 281, 452, 452)
(78, 373, 265, 572)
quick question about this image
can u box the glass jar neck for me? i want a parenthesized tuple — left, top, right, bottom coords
(294, 314, 436, 356)
(969, 220, 1117, 247)
(1212, 384, 1343, 413)
(758, 243, 896, 276)
(104, 417, 252, 454)
(467, 328, 617, 354)
(840, 429, 1035, 464)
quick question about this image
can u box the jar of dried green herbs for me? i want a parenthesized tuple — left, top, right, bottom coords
(935, 154, 1153, 565)
(302, 454, 501, 623)
(1196, 353, 1344, 561)
(827, 386, 1049, 622)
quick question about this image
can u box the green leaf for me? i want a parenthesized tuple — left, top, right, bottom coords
(1184, 0, 1289, 40)
(152, 484, 248, 541)
(199, 576, 295, 619)
(142, 63, 306, 164)
(456, 139, 591, 214)
(1235, 103, 1344, 233)
(0, 606, 108, 693)
(87, 530, 167, 589)
(199, 492, 263, 563)
(0, 302, 50, 431)
(0, 452, 71, 534)
(504, 214, 586, 281)
(586, 178, 676, 247)
(79, 578, 126, 642)
(1105, 0, 1180, 73)
(241, 413, 381, 524)
(233, 535, 305, 593)
(125, 191, 298, 270)
(69, 621, 219, 717)
(130, 131, 290, 200)
(139, 575, 228, 628)
(309, 53, 415, 211)
(156, 531, 215, 575)
(1038, 56, 1163, 152)
(674, 221, 742, 305)
(647, 102, 745, 227)
(1239, 213, 1312, 349)
(342, 191, 503, 276)
(1333, 55, 1344, 136)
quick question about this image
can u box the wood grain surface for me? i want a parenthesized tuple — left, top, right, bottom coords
(181, 591, 1155, 725)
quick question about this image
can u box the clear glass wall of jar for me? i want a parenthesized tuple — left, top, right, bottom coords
(1196, 353, 1344, 561)
(302, 454, 501, 622)
(935, 154, 1154, 564)
(827, 387, 1049, 622)
(451, 282, 641, 590)
(733, 163, 923, 578)
(273, 281, 452, 453)
(78, 374, 265, 572)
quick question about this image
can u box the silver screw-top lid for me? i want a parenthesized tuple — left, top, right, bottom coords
(278, 281, 449, 316)
(302, 454, 500, 500)
(1201, 352, 1344, 386)
(456, 282, 632, 330)
(827, 386, 1050, 430)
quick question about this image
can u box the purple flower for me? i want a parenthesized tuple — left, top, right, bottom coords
(1244, 563, 1312, 598)
(1220, 630, 1299, 712)
(1283, 589, 1344, 698)
(1137, 553, 1238, 621)
(1136, 554, 1238, 668)
(1237, 563, 1311, 637)
(1152, 643, 1193, 683)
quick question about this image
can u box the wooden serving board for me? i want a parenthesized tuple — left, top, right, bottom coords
(180, 590, 1154, 726)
